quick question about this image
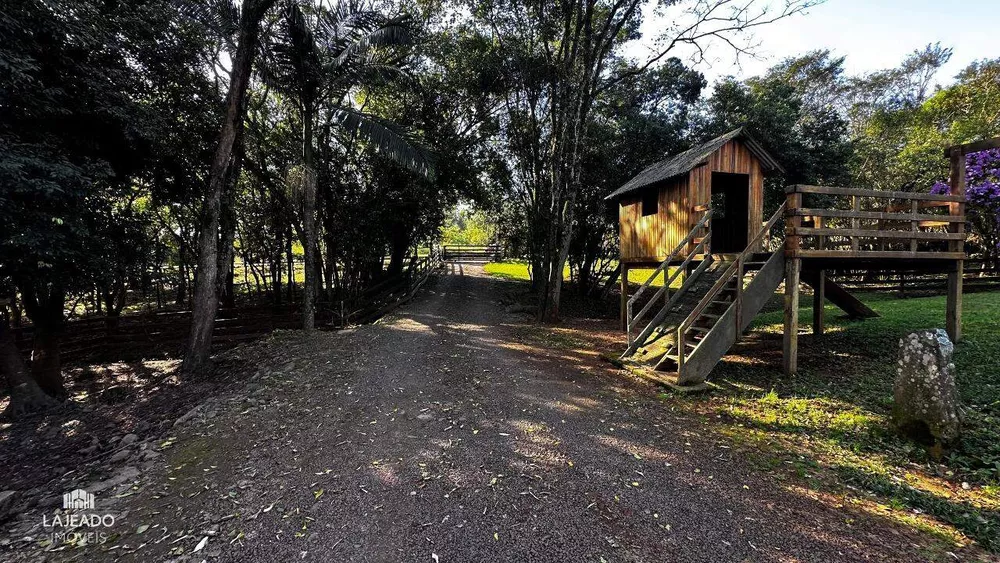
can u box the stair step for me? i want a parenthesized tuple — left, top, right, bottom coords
(700, 313, 721, 320)
(688, 325, 711, 333)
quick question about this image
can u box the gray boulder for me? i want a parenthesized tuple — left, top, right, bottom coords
(892, 329, 962, 448)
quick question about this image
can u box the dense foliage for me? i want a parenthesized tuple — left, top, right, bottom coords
(1, 0, 997, 415)
(933, 149, 1000, 269)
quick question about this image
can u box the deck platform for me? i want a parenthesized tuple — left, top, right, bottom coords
(782, 167, 967, 375)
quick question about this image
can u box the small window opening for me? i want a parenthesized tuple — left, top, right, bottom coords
(641, 189, 658, 216)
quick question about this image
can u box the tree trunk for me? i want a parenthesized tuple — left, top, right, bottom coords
(578, 257, 593, 295)
(30, 325, 63, 398)
(286, 226, 294, 303)
(1, 316, 56, 418)
(546, 184, 579, 320)
(182, 0, 273, 375)
(155, 249, 164, 308)
(386, 222, 411, 279)
(20, 282, 67, 398)
(272, 227, 283, 306)
(599, 264, 621, 300)
(176, 234, 188, 305)
(530, 258, 543, 291)
(8, 289, 22, 327)
(103, 280, 125, 332)
(217, 207, 237, 310)
(300, 107, 318, 330)
(321, 184, 337, 301)
(217, 122, 243, 310)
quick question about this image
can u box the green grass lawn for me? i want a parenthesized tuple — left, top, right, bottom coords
(483, 261, 552, 282)
(484, 260, 684, 289)
(684, 291, 1000, 554)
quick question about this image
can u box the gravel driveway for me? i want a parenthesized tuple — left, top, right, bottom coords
(22, 263, 968, 562)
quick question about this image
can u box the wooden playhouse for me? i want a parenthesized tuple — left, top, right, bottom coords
(606, 127, 972, 388)
(609, 127, 783, 265)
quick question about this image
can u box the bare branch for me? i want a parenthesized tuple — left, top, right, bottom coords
(603, 0, 821, 92)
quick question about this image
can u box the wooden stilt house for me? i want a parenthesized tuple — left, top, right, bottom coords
(607, 127, 972, 389)
(608, 127, 783, 267)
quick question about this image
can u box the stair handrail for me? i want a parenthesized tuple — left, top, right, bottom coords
(624, 232, 712, 353)
(626, 210, 712, 336)
(676, 202, 787, 363)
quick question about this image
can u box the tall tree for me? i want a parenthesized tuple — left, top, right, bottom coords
(0, 0, 194, 397)
(472, 0, 816, 320)
(571, 58, 705, 293)
(847, 44, 953, 191)
(261, 0, 429, 329)
(703, 51, 853, 211)
(183, 0, 277, 374)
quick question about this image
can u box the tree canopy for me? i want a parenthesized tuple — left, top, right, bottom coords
(1, 0, 998, 415)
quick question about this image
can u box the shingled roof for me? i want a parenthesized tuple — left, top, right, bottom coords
(604, 128, 785, 201)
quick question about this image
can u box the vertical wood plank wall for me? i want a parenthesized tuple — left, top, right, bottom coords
(619, 138, 765, 263)
(619, 175, 689, 262)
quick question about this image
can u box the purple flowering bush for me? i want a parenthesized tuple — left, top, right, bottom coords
(932, 148, 1000, 269)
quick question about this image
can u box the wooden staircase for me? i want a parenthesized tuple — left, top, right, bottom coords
(622, 204, 787, 387)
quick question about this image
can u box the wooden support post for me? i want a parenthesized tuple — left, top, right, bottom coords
(946, 149, 966, 342)
(812, 269, 825, 336)
(735, 256, 744, 331)
(785, 188, 802, 255)
(850, 196, 860, 252)
(947, 261, 962, 342)
(620, 263, 629, 332)
(783, 258, 801, 376)
(783, 186, 803, 374)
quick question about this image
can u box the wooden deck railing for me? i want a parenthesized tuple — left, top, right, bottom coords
(784, 185, 966, 260)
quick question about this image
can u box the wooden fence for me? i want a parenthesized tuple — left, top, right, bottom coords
(441, 245, 501, 261)
(12, 305, 315, 364)
(13, 249, 443, 365)
(828, 260, 1000, 296)
(336, 249, 442, 325)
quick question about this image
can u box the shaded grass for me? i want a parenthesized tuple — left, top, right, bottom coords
(675, 290, 1000, 553)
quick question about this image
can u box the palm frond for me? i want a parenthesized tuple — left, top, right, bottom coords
(176, 0, 240, 38)
(329, 17, 415, 71)
(331, 106, 434, 179)
(259, 2, 323, 104)
(326, 62, 415, 94)
(319, 2, 383, 40)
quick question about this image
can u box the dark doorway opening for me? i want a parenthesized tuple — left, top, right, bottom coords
(710, 172, 750, 253)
